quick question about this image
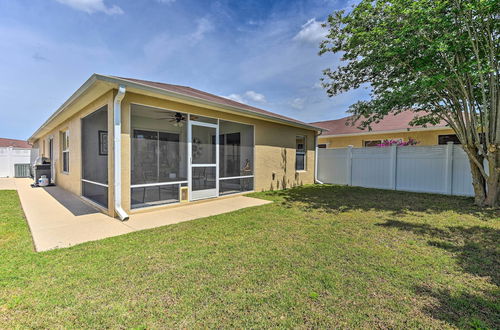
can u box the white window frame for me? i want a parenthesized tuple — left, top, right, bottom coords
(295, 135, 306, 171)
(61, 129, 70, 173)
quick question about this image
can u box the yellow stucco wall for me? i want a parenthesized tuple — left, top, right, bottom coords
(318, 128, 455, 148)
(33, 91, 115, 215)
(34, 89, 316, 216)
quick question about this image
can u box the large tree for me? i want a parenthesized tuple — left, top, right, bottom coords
(320, 0, 499, 207)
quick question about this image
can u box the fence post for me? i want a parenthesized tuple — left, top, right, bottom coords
(7, 147, 13, 178)
(389, 144, 397, 190)
(346, 145, 353, 186)
(444, 141, 454, 195)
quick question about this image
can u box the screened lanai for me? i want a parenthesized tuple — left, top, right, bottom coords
(81, 106, 109, 207)
(130, 104, 254, 209)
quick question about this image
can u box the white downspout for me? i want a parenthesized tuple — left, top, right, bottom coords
(114, 85, 129, 220)
(314, 133, 324, 184)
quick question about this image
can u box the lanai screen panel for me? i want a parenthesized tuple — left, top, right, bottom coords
(130, 104, 188, 209)
(218, 120, 254, 195)
(81, 106, 108, 207)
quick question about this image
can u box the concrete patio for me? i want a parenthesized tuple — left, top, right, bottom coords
(4, 178, 271, 252)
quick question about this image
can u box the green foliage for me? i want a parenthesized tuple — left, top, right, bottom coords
(321, 0, 497, 123)
(320, 0, 499, 206)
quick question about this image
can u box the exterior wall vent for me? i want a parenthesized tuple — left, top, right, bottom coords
(180, 186, 189, 202)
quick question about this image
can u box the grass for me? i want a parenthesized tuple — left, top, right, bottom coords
(0, 185, 499, 328)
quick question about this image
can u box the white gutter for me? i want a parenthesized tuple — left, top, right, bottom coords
(314, 133, 324, 184)
(113, 85, 129, 221)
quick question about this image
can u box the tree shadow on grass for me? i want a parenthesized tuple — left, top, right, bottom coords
(414, 285, 500, 329)
(262, 185, 499, 327)
(378, 219, 500, 328)
(378, 220, 499, 286)
(266, 184, 499, 219)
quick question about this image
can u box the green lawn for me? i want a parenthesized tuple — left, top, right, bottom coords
(1, 186, 499, 328)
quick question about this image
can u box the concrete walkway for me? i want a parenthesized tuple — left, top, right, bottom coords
(0, 178, 17, 190)
(11, 178, 271, 252)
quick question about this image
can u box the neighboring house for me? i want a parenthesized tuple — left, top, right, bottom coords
(0, 138, 32, 149)
(311, 111, 456, 148)
(28, 74, 322, 219)
(0, 138, 32, 178)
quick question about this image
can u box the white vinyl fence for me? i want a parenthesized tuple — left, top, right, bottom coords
(317, 142, 482, 197)
(0, 147, 32, 178)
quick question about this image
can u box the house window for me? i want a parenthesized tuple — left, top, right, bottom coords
(364, 140, 381, 147)
(296, 136, 306, 171)
(438, 134, 461, 145)
(61, 130, 69, 173)
(318, 144, 327, 149)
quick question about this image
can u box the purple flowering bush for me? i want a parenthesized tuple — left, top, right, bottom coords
(377, 138, 419, 147)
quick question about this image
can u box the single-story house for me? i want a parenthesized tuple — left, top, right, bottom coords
(0, 138, 32, 149)
(0, 138, 32, 178)
(311, 110, 456, 148)
(29, 74, 322, 219)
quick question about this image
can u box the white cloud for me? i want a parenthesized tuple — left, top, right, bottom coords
(190, 18, 214, 42)
(244, 90, 266, 103)
(225, 93, 246, 104)
(54, 0, 123, 15)
(290, 97, 305, 110)
(224, 91, 267, 104)
(293, 18, 327, 44)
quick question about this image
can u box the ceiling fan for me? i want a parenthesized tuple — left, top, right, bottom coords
(155, 112, 199, 123)
(156, 112, 186, 122)
(153, 112, 199, 127)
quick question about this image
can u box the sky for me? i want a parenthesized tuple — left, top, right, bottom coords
(0, 0, 368, 140)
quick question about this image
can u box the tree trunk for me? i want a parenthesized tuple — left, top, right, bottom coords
(485, 150, 499, 208)
(469, 158, 487, 207)
(464, 144, 487, 206)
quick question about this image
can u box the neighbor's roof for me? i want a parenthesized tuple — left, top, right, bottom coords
(29, 74, 322, 141)
(311, 110, 448, 137)
(0, 138, 31, 148)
